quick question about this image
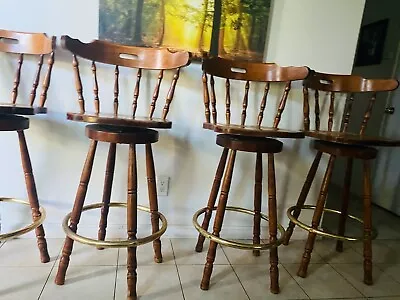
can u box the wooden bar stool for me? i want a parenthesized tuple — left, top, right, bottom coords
(0, 29, 55, 262)
(193, 57, 309, 293)
(54, 36, 190, 299)
(284, 71, 399, 285)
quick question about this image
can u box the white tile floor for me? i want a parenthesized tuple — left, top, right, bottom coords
(0, 207, 400, 299)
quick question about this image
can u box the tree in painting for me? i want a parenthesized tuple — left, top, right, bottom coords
(99, 0, 271, 61)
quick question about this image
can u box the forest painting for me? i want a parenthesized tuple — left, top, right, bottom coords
(99, 0, 271, 61)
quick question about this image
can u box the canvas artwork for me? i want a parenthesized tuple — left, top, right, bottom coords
(99, 0, 271, 61)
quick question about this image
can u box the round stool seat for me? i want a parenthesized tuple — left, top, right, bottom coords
(313, 140, 377, 160)
(0, 114, 29, 131)
(216, 134, 283, 153)
(86, 124, 159, 144)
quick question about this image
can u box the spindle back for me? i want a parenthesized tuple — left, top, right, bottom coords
(202, 57, 310, 138)
(61, 35, 191, 128)
(303, 71, 399, 134)
(0, 29, 56, 111)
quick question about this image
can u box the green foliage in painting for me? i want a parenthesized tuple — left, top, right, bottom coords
(99, 0, 271, 61)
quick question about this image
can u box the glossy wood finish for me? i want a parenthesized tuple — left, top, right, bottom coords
(252, 152, 262, 257)
(56, 140, 98, 285)
(127, 144, 138, 299)
(61, 35, 190, 127)
(0, 115, 29, 131)
(313, 140, 377, 160)
(0, 30, 55, 115)
(18, 130, 50, 263)
(216, 134, 283, 153)
(202, 57, 309, 138)
(97, 143, 117, 248)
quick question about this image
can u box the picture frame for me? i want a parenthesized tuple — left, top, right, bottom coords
(354, 19, 389, 67)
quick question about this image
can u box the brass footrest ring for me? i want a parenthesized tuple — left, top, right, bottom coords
(287, 205, 377, 241)
(0, 198, 46, 240)
(193, 206, 285, 250)
(62, 202, 167, 248)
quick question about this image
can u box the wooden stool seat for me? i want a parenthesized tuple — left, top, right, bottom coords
(216, 134, 283, 153)
(313, 140, 377, 160)
(85, 124, 159, 144)
(0, 115, 29, 131)
(0, 104, 47, 115)
(67, 112, 171, 129)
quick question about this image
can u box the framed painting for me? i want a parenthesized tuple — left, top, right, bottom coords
(99, 0, 272, 61)
(354, 19, 389, 67)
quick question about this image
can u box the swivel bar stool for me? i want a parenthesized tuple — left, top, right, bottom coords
(54, 36, 190, 299)
(193, 57, 309, 293)
(284, 71, 399, 285)
(0, 29, 55, 262)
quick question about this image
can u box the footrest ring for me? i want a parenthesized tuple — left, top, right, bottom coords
(62, 202, 167, 248)
(287, 205, 377, 241)
(0, 198, 46, 240)
(193, 206, 285, 250)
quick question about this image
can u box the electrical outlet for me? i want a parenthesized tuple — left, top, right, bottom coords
(157, 176, 170, 196)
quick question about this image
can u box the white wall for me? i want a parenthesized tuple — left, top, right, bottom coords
(0, 0, 365, 240)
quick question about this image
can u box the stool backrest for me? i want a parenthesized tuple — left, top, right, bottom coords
(0, 29, 56, 107)
(202, 57, 309, 132)
(303, 71, 399, 134)
(61, 35, 191, 121)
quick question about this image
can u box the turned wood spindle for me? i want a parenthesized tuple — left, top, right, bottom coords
(273, 81, 291, 128)
(240, 81, 250, 126)
(73, 54, 85, 114)
(29, 55, 44, 106)
(11, 53, 24, 104)
(328, 92, 335, 131)
(114, 65, 119, 116)
(132, 68, 142, 117)
(341, 93, 354, 133)
(252, 152, 262, 256)
(203, 72, 211, 123)
(225, 78, 231, 125)
(314, 89, 320, 131)
(39, 51, 55, 107)
(161, 68, 180, 120)
(92, 61, 100, 114)
(149, 70, 164, 119)
(210, 75, 217, 124)
(257, 82, 270, 127)
(360, 93, 377, 135)
(303, 87, 310, 131)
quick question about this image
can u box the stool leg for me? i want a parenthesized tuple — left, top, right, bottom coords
(18, 130, 50, 263)
(55, 140, 98, 285)
(145, 144, 162, 263)
(97, 143, 117, 249)
(195, 148, 229, 252)
(336, 158, 353, 252)
(362, 160, 373, 285)
(284, 151, 322, 245)
(298, 155, 336, 278)
(268, 154, 280, 294)
(127, 144, 138, 300)
(253, 152, 262, 257)
(201, 149, 236, 290)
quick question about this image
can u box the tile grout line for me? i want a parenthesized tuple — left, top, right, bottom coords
(37, 241, 63, 299)
(280, 262, 311, 300)
(113, 248, 120, 300)
(220, 245, 251, 300)
(170, 239, 186, 300)
(327, 261, 366, 298)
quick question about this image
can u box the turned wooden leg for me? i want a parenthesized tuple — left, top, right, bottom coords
(268, 154, 280, 294)
(55, 140, 98, 285)
(201, 150, 236, 290)
(253, 152, 262, 257)
(18, 130, 50, 263)
(363, 160, 373, 285)
(97, 143, 117, 250)
(336, 158, 353, 252)
(145, 144, 162, 263)
(298, 155, 336, 278)
(284, 151, 322, 245)
(195, 148, 229, 253)
(127, 144, 138, 300)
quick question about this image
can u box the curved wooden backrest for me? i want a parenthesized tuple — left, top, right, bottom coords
(0, 29, 56, 107)
(61, 35, 191, 70)
(61, 35, 191, 119)
(303, 71, 399, 133)
(202, 57, 310, 128)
